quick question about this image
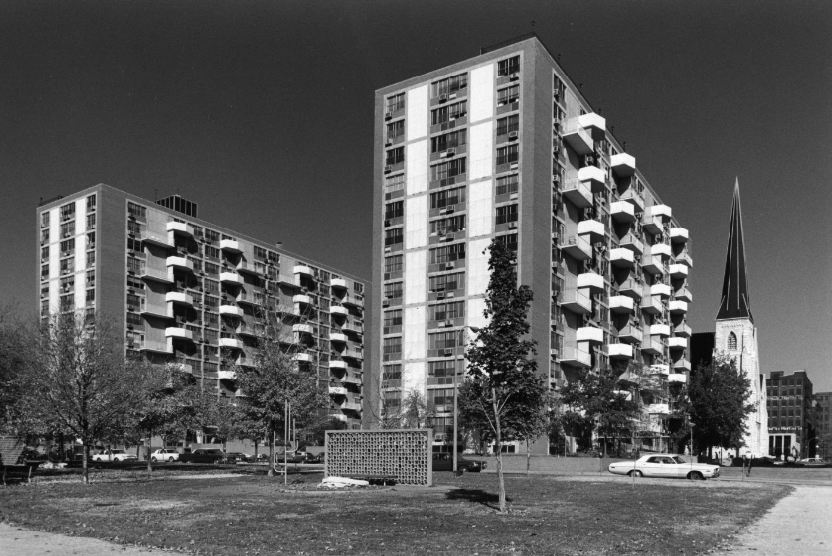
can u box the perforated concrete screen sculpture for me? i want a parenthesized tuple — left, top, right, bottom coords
(325, 429, 433, 486)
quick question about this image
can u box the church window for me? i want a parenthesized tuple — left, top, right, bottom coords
(727, 332, 737, 350)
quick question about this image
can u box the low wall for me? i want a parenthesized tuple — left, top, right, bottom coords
(479, 455, 631, 475)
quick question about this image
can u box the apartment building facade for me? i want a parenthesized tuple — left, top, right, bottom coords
(767, 370, 815, 459)
(37, 184, 366, 430)
(813, 391, 831, 459)
(371, 35, 693, 453)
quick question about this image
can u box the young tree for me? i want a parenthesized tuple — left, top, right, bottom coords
(22, 313, 154, 484)
(0, 306, 29, 435)
(400, 390, 436, 429)
(461, 240, 548, 513)
(688, 356, 754, 458)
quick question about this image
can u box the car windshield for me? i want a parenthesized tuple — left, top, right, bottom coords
(112, 450, 126, 454)
(672, 456, 687, 464)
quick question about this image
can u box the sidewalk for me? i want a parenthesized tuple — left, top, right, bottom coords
(714, 485, 832, 555)
(0, 524, 158, 555)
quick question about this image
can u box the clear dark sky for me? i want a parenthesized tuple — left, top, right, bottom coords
(1, 1, 830, 389)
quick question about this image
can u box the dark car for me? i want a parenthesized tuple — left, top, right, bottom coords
(276, 451, 308, 464)
(224, 452, 245, 464)
(179, 449, 227, 464)
(432, 453, 487, 473)
(307, 452, 325, 464)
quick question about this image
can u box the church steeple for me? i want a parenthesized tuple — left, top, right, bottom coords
(717, 178, 753, 322)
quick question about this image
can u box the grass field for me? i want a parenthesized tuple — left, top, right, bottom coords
(0, 470, 790, 555)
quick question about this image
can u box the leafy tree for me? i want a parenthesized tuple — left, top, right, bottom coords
(400, 390, 436, 429)
(688, 356, 753, 458)
(309, 416, 348, 446)
(460, 239, 548, 513)
(0, 306, 29, 435)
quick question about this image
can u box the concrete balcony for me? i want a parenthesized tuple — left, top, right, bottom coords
(647, 204, 672, 221)
(236, 291, 262, 306)
(341, 374, 363, 386)
(577, 219, 605, 243)
(140, 230, 174, 249)
(277, 274, 301, 288)
(166, 256, 193, 272)
(293, 323, 313, 334)
(330, 332, 348, 344)
(562, 118, 594, 155)
(610, 153, 636, 177)
(293, 353, 312, 363)
(236, 323, 261, 337)
(607, 343, 634, 360)
(294, 265, 313, 276)
(670, 227, 689, 243)
(647, 243, 671, 260)
(220, 239, 242, 253)
(166, 221, 193, 236)
(165, 291, 193, 306)
(642, 215, 664, 235)
(642, 339, 664, 355)
(343, 348, 363, 360)
(342, 323, 363, 336)
(650, 364, 670, 376)
(342, 294, 364, 308)
(640, 296, 663, 315)
(674, 287, 693, 303)
(220, 271, 243, 285)
(219, 337, 243, 350)
(642, 255, 664, 275)
(140, 303, 172, 320)
(647, 403, 670, 415)
(329, 386, 348, 396)
(330, 278, 348, 290)
(293, 294, 312, 306)
(165, 327, 193, 341)
(618, 278, 643, 300)
(578, 112, 606, 136)
(610, 201, 635, 223)
(669, 264, 689, 279)
(562, 179, 593, 208)
(559, 289, 592, 315)
(669, 300, 688, 314)
(329, 360, 348, 370)
(617, 325, 643, 344)
(217, 370, 237, 381)
(139, 341, 173, 355)
(650, 324, 671, 337)
(674, 323, 692, 337)
(674, 359, 692, 372)
(330, 305, 349, 317)
(236, 260, 263, 276)
(609, 295, 635, 314)
(578, 165, 606, 193)
(341, 401, 362, 412)
(620, 188, 645, 211)
(140, 267, 174, 284)
(219, 304, 244, 318)
(668, 337, 687, 350)
(577, 327, 604, 345)
(675, 252, 693, 267)
(668, 373, 687, 383)
(651, 284, 672, 299)
(577, 272, 604, 294)
(558, 346, 591, 368)
(560, 235, 592, 261)
(609, 248, 635, 268)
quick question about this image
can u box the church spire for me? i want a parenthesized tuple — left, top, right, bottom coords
(717, 178, 753, 322)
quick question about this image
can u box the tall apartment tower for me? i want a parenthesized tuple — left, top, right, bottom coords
(371, 35, 693, 453)
(37, 184, 367, 430)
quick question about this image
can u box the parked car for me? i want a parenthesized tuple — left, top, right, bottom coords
(92, 449, 138, 463)
(224, 452, 245, 464)
(797, 457, 831, 468)
(307, 452, 325, 464)
(431, 453, 487, 473)
(150, 449, 180, 463)
(276, 451, 308, 464)
(178, 449, 227, 464)
(608, 454, 720, 480)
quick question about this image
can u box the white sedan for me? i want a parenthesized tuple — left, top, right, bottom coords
(609, 453, 720, 480)
(91, 449, 138, 463)
(150, 449, 180, 463)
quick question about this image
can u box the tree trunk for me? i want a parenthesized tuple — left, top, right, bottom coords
(254, 439, 259, 461)
(146, 433, 153, 474)
(267, 427, 275, 477)
(525, 438, 530, 476)
(492, 387, 506, 513)
(82, 443, 90, 485)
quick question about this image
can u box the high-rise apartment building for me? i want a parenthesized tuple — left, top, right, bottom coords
(813, 391, 831, 459)
(767, 370, 815, 459)
(371, 34, 693, 453)
(37, 184, 367, 429)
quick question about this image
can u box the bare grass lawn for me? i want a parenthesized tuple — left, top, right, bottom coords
(0, 471, 789, 555)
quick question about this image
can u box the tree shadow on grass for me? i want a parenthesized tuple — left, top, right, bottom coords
(445, 488, 511, 510)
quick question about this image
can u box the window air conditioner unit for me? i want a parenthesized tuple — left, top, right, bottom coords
(385, 111, 393, 120)
(443, 348, 453, 356)
(384, 220, 391, 227)
(439, 94, 448, 102)
(510, 74, 519, 81)
(384, 165, 393, 173)
(445, 263, 455, 270)
(436, 292, 445, 299)
(510, 163, 519, 170)
(449, 92, 457, 100)
(508, 131, 519, 140)
(384, 247, 391, 253)
(444, 320, 452, 327)
(508, 222, 517, 229)
(445, 148, 455, 157)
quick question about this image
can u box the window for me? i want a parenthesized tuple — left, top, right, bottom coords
(385, 201, 404, 220)
(385, 147, 404, 166)
(204, 295, 219, 308)
(382, 364, 402, 382)
(431, 73, 467, 98)
(205, 246, 220, 260)
(430, 301, 464, 321)
(127, 257, 143, 274)
(431, 101, 467, 125)
(429, 331, 458, 349)
(126, 312, 142, 326)
(86, 289, 95, 303)
(127, 202, 146, 220)
(430, 130, 466, 153)
(127, 237, 144, 252)
(497, 56, 520, 77)
(41, 228, 49, 244)
(60, 203, 75, 221)
(205, 229, 220, 243)
(728, 332, 737, 350)
(87, 213, 96, 229)
(430, 158, 466, 182)
(497, 85, 519, 106)
(87, 232, 96, 250)
(254, 245, 268, 260)
(384, 282, 403, 300)
(205, 262, 219, 276)
(60, 238, 75, 257)
(428, 271, 463, 292)
(86, 250, 95, 267)
(86, 194, 96, 212)
(60, 221, 75, 238)
(204, 279, 219, 294)
(383, 391, 401, 409)
(384, 255, 403, 274)
(429, 243, 465, 264)
(496, 115, 519, 136)
(385, 228, 403, 246)
(496, 204, 519, 225)
(384, 310, 403, 328)
(41, 211, 50, 229)
(386, 93, 405, 113)
(496, 174, 519, 195)
(496, 233, 519, 251)
(385, 173, 405, 191)
(41, 245, 49, 260)
(60, 276, 74, 293)
(429, 215, 466, 235)
(383, 337, 402, 355)
(496, 145, 519, 166)
(386, 120, 404, 141)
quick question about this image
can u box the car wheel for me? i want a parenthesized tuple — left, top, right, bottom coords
(457, 466, 467, 474)
(688, 471, 704, 481)
(628, 470, 643, 478)
(168, 457, 175, 463)
(151, 457, 158, 463)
